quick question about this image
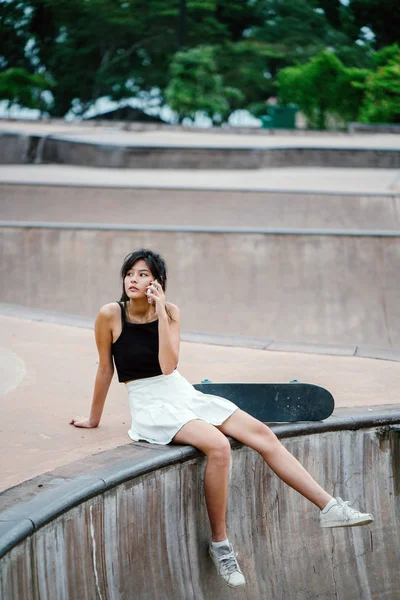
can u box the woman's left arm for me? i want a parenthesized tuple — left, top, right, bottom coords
(158, 302, 180, 374)
(147, 280, 180, 374)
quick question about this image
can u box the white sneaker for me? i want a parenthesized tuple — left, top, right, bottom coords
(320, 497, 374, 528)
(209, 542, 246, 588)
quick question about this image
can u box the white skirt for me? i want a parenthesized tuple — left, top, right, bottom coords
(125, 370, 239, 444)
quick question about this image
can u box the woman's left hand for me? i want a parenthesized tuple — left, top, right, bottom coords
(146, 280, 166, 315)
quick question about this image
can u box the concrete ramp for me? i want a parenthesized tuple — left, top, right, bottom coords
(1, 225, 400, 348)
(1, 413, 399, 599)
(1, 183, 400, 231)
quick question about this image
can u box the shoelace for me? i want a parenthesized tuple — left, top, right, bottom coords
(219, 551, 240, 576)
(337, 498, 362, 520)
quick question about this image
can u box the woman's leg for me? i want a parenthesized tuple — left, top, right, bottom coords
(172, 419, 232, 541)
(217, 409, 332, 509)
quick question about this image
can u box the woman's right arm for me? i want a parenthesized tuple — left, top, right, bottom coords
(70, 305, 115, 428)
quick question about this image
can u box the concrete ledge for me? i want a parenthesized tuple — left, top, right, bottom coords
(0, 520, 34, 559)
(3, 118, 399, 137)
(267, 340, 357, 356)
(39, 138, 400, 169)
(0, 132, 42, 165)
(2, 220, 400, 237)
(355, 346, 400, 361)
(1, 130, 399, 169)
(2, 179, 397, 197)
(0, 476, 105, 530)
(349, 122, 400, 135)
(1, 409, 399, 561)
(0, 445, 187, 559)
(1, 118, 350, 135)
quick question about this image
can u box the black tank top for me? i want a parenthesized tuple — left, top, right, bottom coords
(112, 302, 162, 382)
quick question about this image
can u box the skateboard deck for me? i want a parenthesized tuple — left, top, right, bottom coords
(193, 381, 334, 422)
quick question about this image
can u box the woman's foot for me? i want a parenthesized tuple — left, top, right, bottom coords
(209, 539, 246, 588)
(320, 497, 374, 528)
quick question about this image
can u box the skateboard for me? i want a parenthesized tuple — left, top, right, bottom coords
(193, 381, 334, 422)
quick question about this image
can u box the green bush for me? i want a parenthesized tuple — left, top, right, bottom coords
(278, 51, 368, 129)
(165, 46, 243, 125)
(0, 68, 53, 112)
(358, 45, 400, 123)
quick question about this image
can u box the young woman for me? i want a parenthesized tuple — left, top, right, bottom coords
(70, 248, 373, 589)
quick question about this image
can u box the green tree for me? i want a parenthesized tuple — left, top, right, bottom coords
(0, 1, 32, 70)
(215, 40, 284, 117)
(371, 43, 400, 68)
(25, 0, 177, 116)
(278, 51, 368, 129)
(0, 67, 52, 111)
(358, 45, 400, 123)
(252, 0, 356, 69)
(21, 0, 270, 117)
(0, 0, 380, 119)
(165, 45, 243, 124)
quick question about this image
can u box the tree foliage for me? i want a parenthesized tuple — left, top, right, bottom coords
(278, 51, 368, 129)
(0, 0, 399, 124)
(358, 45, 400, 123)
(0, 67, 52, 111)
(0, 1, 32, 70)
(165, 46, 243, 124)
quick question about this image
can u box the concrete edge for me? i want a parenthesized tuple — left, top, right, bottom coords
(50, 141, 400, 152)
(0, 117, 394, 135)
(0, 131, 42, 139)
(2, 221, 400, 237)
(9, 132, 400, 152)
(2, 302, 400, 362)
(0, 519, 34, 557)
(0, 118, 359, 135)
(0, 446, 186, 559)
(0, 181, 397, 197)
(0, 410, 399, 560)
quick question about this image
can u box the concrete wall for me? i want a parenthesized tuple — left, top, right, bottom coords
(0, 133, 42, 164)
(1, 131, 399, 169)
(349, 123, 400, 135)
(1, 184, 400, 231)
(0, 425, 399, 600)
(1, 226, 400, 348)
(41, 138, 400, 169)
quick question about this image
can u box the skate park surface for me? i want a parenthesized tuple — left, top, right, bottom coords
(1, 306, 400, 493)
(1, 122, 400, 599)
(1, 306, 400, 600)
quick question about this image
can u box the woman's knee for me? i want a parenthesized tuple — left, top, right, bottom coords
(245, 419, 277, 442)
(259, 422, 278, 442)
(249, 422, 281, 455)
(206, 435, 231, 466)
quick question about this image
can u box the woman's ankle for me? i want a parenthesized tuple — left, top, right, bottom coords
(211, 537, 229, 547)
(211, 532, 228, 543)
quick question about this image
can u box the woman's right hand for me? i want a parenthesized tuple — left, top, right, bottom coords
(70, 416, 98, 428)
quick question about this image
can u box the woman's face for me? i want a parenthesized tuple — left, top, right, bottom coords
(124, 259, 155, 300)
